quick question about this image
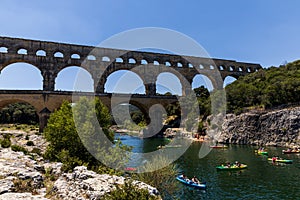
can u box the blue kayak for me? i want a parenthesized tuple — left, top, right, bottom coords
(176, 176, 206, 189)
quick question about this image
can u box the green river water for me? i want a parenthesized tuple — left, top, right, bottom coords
(116, 134, 300, 200)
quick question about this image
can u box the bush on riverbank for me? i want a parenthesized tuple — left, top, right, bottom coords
(102, 180, 160, 200)
(136, 155, 179, 199)
(44, 97, 131, 173)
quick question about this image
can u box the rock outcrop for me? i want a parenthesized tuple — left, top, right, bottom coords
(218, 106, 300, 147)
(0, 130, 160, 199)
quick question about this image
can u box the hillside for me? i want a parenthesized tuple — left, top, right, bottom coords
(226, 60, 300, 114)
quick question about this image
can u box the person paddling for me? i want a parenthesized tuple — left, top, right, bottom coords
(192, 176, 201, 184)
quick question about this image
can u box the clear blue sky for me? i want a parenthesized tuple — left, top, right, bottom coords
(0, 0, 300, 93)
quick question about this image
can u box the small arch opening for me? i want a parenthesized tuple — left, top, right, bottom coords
(219, 65, 224, 70)
(102, 56, 110, 62)
(17, 48, 27, 55)
(153, 60, 160, 65)
(177, 62, 183, 67)
(36, 50, 46, 56)
(199, 64, 205, 69)
(0, 47, 8, 53)
(247, 68, 251, 72)
(141, 59, 148, 65)
(129, 58, 136, 64)
(229, 66, 234, 71)
(210, 65, 214, 70)
(238, 67, 243, 72)
(165, 61, 171, 67)
(71, 54, 80, 59)
(188, 63, 193, 68)
(115, 57, 123, 63)
(87, 55, 96, 61)
(54, 51, 64, 58)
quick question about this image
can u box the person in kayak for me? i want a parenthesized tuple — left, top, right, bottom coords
(179, 172, 188, 180)
(191, 176, 200, 184)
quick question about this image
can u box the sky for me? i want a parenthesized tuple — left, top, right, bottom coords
(0, 0, 300, 94)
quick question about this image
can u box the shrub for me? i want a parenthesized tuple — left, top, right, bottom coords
(1, 138, 11, 148)
(12, 178, 39, 194)
(44, 98, 131, 172)
(11, 145, 29, 155)
(136, 155, 179, 199)
(102, 180, 159, 200)
(26, 140, 34, 146)
(31, 147, 42, 155)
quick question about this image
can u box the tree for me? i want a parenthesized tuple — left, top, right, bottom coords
(44, 97, 131, 172)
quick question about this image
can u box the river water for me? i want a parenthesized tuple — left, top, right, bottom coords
(115, 134, 300, 200)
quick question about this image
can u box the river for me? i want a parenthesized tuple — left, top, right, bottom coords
(115, 133, 300, 200)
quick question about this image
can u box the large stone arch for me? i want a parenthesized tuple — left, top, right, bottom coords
(223, 75, 238, 87)
(0, 61, 43, 90)
(156, 72, 183, 95)
(54, 65, 94, 92)
(0, 59, 41, 72)
(192, 74, 214, 92)
(98, 63, 145, 93)
(104, 69, 145, 94)
(110, 99, 151, 124)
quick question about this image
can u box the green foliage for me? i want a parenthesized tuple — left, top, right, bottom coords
(12, 178, 39, 194)
(11, 145, 29, 155)
(44, 98, 131, 173)
(102, 180, 159, 200)
(226, 60, 300, 113)
(26, 140, 34, 146)
(0, 134, 11, 148)
(31, 147, 42, 155)
(0, 103, 38, 124)
(136, 155, 179, 199)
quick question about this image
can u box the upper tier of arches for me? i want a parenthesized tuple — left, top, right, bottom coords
(0, 36, 262, 94)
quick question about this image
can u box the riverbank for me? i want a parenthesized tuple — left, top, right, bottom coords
(218, 106, 300, 147)
(0, 129, 160, 199)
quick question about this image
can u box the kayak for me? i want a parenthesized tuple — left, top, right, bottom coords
(165, 144, 182, 148)
(124, 167, 137, 171)
(282, 150, 300, 154)
(176, 176, 206, 189)
(268, 158, 293, 164)
(216, 164, 247, 171)
(210, 145, 228, 148)
(255, 150, 268, 155)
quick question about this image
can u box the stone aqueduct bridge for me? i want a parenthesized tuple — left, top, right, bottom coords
(0, 36, 262, 131)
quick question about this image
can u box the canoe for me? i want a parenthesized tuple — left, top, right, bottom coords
(216, 164, 247, 171)
(255, 150, 268, 155)
(176, 176, 206, 189)
(268, 158, 293, 164)
(210, 145, 228, 148)
(124, 167, 137, 171)
(165, 144, 182, 148)
(282, 150, 300, 154)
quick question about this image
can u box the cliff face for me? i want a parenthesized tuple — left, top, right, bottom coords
(218, 107, 300, 147)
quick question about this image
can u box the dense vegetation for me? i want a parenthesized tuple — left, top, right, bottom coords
(226, 60, 300, 113)
(44, 97, 130, 173)
(0, 103, 38, 124)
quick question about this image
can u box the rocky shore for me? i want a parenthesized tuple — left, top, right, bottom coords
(218, 106, 300, 147)
(0, 130, 160, 199)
